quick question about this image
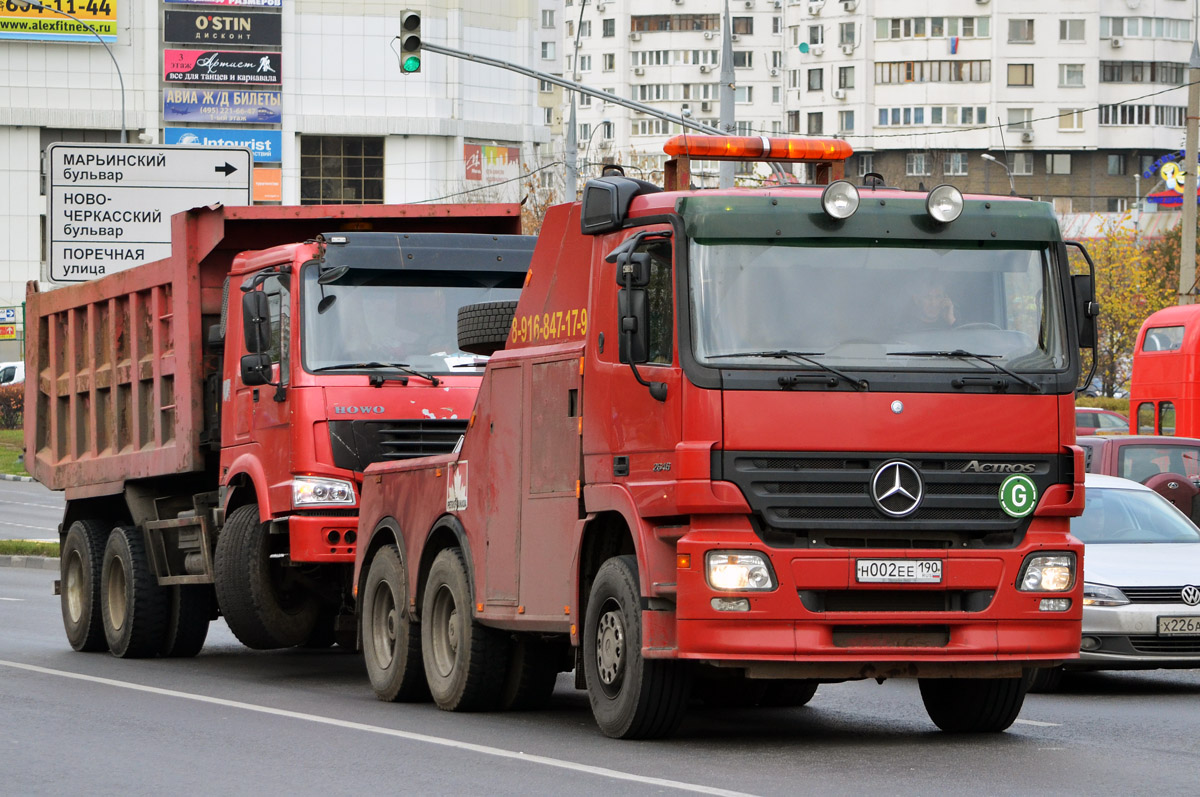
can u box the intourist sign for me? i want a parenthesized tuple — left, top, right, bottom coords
(164, 88, 282, 124)
(164, 49, 282, 85)
(165, 127, 282, 162)
(164, 10, 281, 46)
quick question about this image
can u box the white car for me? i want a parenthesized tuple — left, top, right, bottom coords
(0, 361, 22, 386)
(1031, 473, 1200, 691)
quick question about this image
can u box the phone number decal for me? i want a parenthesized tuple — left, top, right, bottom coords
(511, 308, 587, 344)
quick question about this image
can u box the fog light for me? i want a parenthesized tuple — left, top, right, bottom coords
(821, 180, 860, 220)
(1039, 597, 1071, 612)
(711, 597, 751, 612)
(326, 530, 341, 544)
(344, 530, 357, 544)
(1081, 636, 1101, 651)
(926, 184, 964, 223)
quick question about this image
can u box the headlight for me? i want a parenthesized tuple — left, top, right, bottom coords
(1082, 582, 1130, 607)
(293, 476, 356, 507)
(1017, 553, 1075, 592)
(926, 184, 964, 223)
(706, 551, 777, 591)
(821, 180, 860, 220)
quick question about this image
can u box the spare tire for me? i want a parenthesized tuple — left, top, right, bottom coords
(1142, 472, 1198, 514)
(457, 301, 518, 356)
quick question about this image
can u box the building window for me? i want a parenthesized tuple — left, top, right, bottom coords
(839, 22, 855, 46)
(1108, 154, 1126, 175)
(808, 68, 823, 91)
(772, 50, 783, 68)
(1007, 64, 1034, 87)
(1060, 19, 1084, 41)
(944, 152, 968, 176)
(771, 120, 782, 135)
(735, 86, 753, 103)
(579, 20, 591, 38)
(1008, 152, 1034, 176)
(1058, 109, 1084, 131)
(541, 42, 555, 60)
(857, 153, 875, 177)
(772, 85, 781, 104)
(1108, 198, 1129, 212)
(603, 18, 615, 37)
(579, 93, 592, 107)
(1007, 108, 1033, 130)
(603, 53, 615, 71)
(733, 51, 753, 68)
(906, 153, 929, 176)
(732, 16, 753, 35)
(538, 80, 553, 93)
(543, 107, 554, 125)
(300, 136, 384, 204)
(1059, 63, 1084, 87)
(807, 112, 823, 135)
(787, 110, 800, 132)
(541, 10, 554, 28)
(1046, 153, 1072, 174)
(839, 110, 854, 133)
(838, 66, 855, 89)
(809, 25, 823, 45)
(1008, 19, 1034, 43)
(578, 54, 591, 72)
(773, 16, 782, 35)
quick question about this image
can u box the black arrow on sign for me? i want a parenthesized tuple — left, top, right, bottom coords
(214, 162, 238, 176)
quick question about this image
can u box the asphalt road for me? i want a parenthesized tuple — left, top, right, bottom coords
(3, 566, 1200, 795)
(0, 479, 63, 542)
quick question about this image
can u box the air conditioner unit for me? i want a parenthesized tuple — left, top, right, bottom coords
(773, 0, 782, 7)
(1021, 130, 1034, 143)
(832, 88, 846, 99)
(810, 44, 824, 56)
(701, 101, 712, 111)
(630, 31, 642, 41)
(699, 64, 710, 73)
(842, 0, 858, 10)
(703, 31, 714, 40)
(1111, 37, 1123, 48)
(634, 66, 645, 75)
(975, 0, 990, 4)
(808, 1, 823, 16)
(841, 43, 854, 55)
(769, 67, 779, 76)
(731, 33, 740, 42)
(745, 0, 754, 8)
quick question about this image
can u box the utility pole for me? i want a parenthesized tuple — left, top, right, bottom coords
(1183, 40, 1200, 304)
(564, 1, 589, 201)
(718, 0, 735, 189)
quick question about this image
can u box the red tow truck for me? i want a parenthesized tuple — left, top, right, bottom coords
(26, 202, 531, 657)
(353, 136, 1098, 737)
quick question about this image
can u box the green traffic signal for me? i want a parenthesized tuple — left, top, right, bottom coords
(399, 9, 421, 74)
(402, 55, 421, 73)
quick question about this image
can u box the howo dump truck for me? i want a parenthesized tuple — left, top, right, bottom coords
(352, 135, 1100, 738)
(26, 202, 531, 658)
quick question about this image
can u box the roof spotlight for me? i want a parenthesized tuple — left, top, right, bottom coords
(821, 180, 860, 220)
(926, 184, 964, 223)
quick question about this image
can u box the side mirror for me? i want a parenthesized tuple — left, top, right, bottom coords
(613, 252, 652, 288)
(1072, 273, 1099, 349)
(242, 291, 272, 354)
(240, 353, 273, 386)
(617, 288, 649, 363)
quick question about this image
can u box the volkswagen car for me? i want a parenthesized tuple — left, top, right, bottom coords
(1030, 473, 1200, 691)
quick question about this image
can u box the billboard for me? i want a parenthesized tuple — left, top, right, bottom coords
(165, 1, 281, 6)
(164, 88, 282, 124)
(0, 2, 117, 43)
(165, 127, 282, 163)
(164, 50, 281, 85)
(164, 9, 281, 46)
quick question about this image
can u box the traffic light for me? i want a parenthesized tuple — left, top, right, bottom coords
(399, 10, 422, 74)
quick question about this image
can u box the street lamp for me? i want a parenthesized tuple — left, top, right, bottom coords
(980, 153, 1016, 196)
(22, 1, 126, 142)
(582, 118, 612, 178)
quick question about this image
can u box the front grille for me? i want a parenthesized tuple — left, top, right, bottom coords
(329, 419, 468, 472)
(721, 450, 1065, 549)
(1128, 636, 1200, 654)
(1121, 586, 1193, 604)
(800, 589, 995, 613)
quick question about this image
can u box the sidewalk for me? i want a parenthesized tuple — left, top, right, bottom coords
(0, 554, 58, 571)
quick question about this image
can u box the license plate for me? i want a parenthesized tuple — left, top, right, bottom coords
(1157, 616, 1200, 636)
(855, 558, 942, 584)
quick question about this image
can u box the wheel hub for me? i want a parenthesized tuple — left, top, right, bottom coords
(596, 609, 624, 687)
(65, 551, 84, 623)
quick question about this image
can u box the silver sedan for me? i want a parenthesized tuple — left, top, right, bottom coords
(1030, 473, 1200, 691)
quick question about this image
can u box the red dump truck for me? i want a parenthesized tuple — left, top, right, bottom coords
(26, 202, 532, 658)
(352, 136, 1100, 738)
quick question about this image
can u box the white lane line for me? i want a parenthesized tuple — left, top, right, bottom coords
(1015, 718, 1061, 727)
(0, 659, 754, 797)
(0, 598, 24, 602)
(0, 520, 57, 533)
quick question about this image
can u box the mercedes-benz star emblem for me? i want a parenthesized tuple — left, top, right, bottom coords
(1182, 585, 1200, 607)
(871, 460, 924, 517)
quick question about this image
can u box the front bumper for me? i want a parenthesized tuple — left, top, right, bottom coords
(288, 513, 358, 563)
(1071, 603, 1200, 669)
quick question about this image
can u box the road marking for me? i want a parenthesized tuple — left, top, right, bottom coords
(0, 598, 24, 601)
(0, 659, 754, 796)
(1015, 718, 1061, 727)
(0, 519, 57, 533)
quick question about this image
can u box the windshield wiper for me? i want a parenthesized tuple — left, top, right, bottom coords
(888, 349, 1040, 393)
(708, 350, 867, 391)
(310, 361, 440, 387)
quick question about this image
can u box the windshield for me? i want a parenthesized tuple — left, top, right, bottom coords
(1072, 486, 1200, 544)
(301, 266, 522, 374)
(689, 242, 1068, 372)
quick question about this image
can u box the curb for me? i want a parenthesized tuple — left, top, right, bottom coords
(0, 555, 59, 571)
(0, 473, 34, 483)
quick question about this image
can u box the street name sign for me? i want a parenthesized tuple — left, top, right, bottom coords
(46, 143, 253, 284)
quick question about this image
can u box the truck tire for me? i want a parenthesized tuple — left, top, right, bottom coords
(362, 545, 429, 702)
(500, 635, 561, 711)
(420, 547, 510, 711)
(583, 555, 691, 739)
(214, 504, 319, 650)
(61, 519, 113, 652)
(101, 526, 169, 658)
(1026, 666, 1065, 693)
(760, 679, 818, 708)
(918, 676, 1027, 733)
(457, 301, 517, 356)
(160, 585, 212, 658)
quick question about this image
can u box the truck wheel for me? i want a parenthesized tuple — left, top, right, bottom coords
(214, 504, 319, 650)
(362, 545, 429, 702)
(421, 547, 510, 711)
(583, 555, 691, 739)
(160, 585, 212, 658)
(1027, 667, 1065, 693)
(760, 679, 818, 708)
(61, 519, 113, 652)
(918, 677, 1027, 733)
(501, 635, 561, 711)
(457, 301, 518, 356)
(101, 526, 169, 658)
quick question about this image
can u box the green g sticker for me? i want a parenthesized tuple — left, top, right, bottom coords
(999, 474, 1038, 518)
